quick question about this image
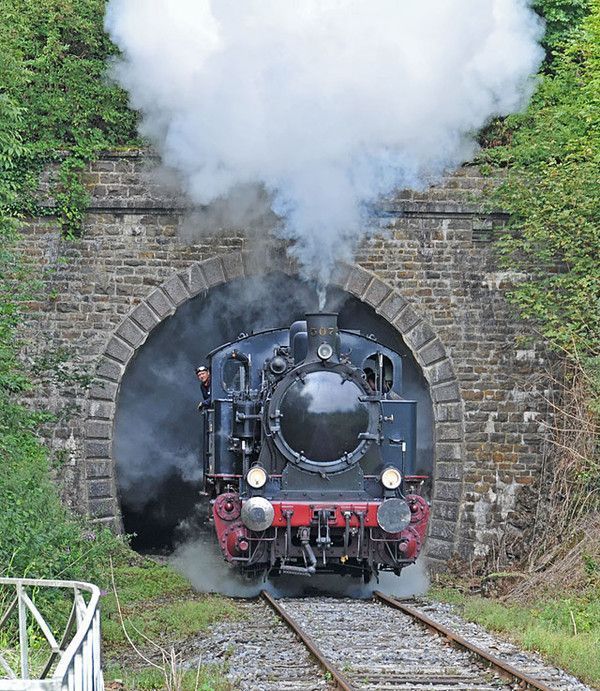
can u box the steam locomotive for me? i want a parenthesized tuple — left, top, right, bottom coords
(200, 312, 429, 581)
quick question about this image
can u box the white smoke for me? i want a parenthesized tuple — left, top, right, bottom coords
(105, 0, 543, 286)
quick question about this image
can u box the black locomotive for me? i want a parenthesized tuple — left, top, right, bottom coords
(201, 312, 429, 581)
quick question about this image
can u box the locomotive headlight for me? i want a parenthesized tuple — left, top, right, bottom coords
(380, 466, 402, 490)
(241, 497, 274, 531)
(246, 465, 267, 489)
(317, 343, 334, 360)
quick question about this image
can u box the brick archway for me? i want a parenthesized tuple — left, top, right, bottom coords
(85, 248, 465, 568)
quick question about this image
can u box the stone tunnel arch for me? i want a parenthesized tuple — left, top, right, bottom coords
(85, 249, 465, 568)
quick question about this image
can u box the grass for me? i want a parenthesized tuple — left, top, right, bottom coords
(430, 585, 600, 687)
(104, 664, 231, 691)
(99, 554, 244, 690)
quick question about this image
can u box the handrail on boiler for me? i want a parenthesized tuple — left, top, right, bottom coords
(0, 577, 104, 690)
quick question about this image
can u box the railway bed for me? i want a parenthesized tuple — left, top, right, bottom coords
(261, 591, 591, 691)
(183, 592, 592, 690)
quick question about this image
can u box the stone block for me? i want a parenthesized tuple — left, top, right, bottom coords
(435, 442, 463, 461)
(418, 339, 447, 366)
(181, 263, 209, 297)
(425, 359, 455, 386)
(146, 288, 174, 319)
(435, 461, 463, 481)
(241, 249, 265, 276)
(88, 479, 113, 499)
(330, 262, 352, 288)
(423, 537, 454, 561)
(428, 519, 457, 542)
(131, 302, 160, 332)
(86, 460, 112, 478)
(88, 401, 115, 420)
(346, 267, 371, 297)
(105, 336, 134, 365)
(222, 252, 245, 281)
(404, 321, 436, 351)
(424, 556, 449, 574)
(377, 292, 407, 321)
(94, 161, 115, 172)
(162, 274, 190, 307)
(393, 306, 420, 334)
(430, 500, 460, 522)
(201, 256, 226, 287)
(90, 515, 123, 533)
(88, 498, 115, 519)
(96, 357, 125, 383)
(86, 420, 112, 439)
(89, 380, 118, 402)
(85, 439, 111, 458)
(435, 423, 463, 443)
(363, 277, 391, 308)
(433, 481, 462, 502)
(432, 381, 461, 403)
(116, 319, 146, 347)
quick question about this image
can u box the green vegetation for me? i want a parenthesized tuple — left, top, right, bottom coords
(102, 562, 242, 648)
(431, 585, 600, 686)
(0, 28, 123, 584)
(485, 0, 600, 357)
(0, 63, 120, 588)
(103, 665, 231, 691)
(0, 0, 137, 235)
(482, 0, 599, 531)
(533, 0, 590, 60)
(0, 554, 240, 687)
(102, 559, 240, 690)
(0, 0, 134, 584)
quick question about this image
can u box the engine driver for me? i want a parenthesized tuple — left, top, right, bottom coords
(364, 367, 401, 399)
(196, 365, 211, 409)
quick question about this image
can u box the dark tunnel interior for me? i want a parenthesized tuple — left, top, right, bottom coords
(114, 272, 434, 552)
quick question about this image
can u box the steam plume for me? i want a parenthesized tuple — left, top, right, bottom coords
(105, 0, 543, 286)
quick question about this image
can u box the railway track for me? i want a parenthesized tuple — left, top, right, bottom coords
(260, 590, 575, 690)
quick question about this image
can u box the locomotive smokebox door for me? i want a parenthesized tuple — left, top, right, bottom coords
(380, 400, 417, 476)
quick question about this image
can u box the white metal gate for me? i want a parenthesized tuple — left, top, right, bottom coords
(0, 578, 104, 690)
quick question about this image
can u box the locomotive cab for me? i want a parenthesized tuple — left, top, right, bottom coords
(200, 313, 429, 581)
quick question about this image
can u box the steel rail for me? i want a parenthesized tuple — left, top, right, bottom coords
(260, 590, 354, 691)
(374, 591, 555, 691)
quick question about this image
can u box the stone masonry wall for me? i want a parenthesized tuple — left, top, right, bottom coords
(20, 151, 549, 571)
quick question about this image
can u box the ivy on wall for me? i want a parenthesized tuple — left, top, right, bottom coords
(484, 0, 599, 370)
(482, 0, 599, 528)
(0, 0, 138, 235)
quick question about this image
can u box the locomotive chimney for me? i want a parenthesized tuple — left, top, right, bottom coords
(305, 312, 340, 363)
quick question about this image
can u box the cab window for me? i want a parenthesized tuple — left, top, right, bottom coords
(222, 356, 248, 393)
